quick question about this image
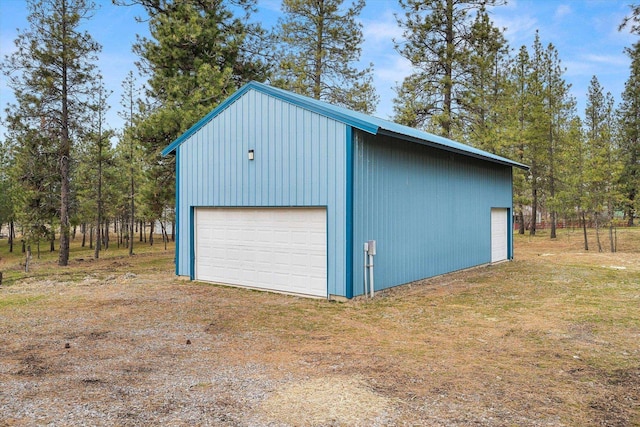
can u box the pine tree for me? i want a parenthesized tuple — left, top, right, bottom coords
(560, 117, 590, 249)
(73, 80, 114, 256)
(504, 46, 532, 234)
(620, 4, 640, 34)
(124, 0, 268, 235)
(120, 71, 140, 256)
(541, 41, 576, 239)
(523, 33, 548, 236)
(518, 33, 575, 237)
(393, 0, 505, 138)
(585, 76, 621, 252)
(272, 0, 378, 114)
(3, 115, 60, 253)
(458, 7, 510, 150)
(0, 138, 17, 252)
(1, 0, 101, 265)
(618, 41, 640, 226)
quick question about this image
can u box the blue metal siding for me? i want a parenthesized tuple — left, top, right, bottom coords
(175, 88, 348, 296)
(352, 131, 513, 296)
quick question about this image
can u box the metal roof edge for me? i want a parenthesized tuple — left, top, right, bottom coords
(377, 128, 530, 170)
(251, 81, 380, 135)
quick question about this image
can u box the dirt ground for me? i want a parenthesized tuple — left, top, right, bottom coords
(0, 229, 639, 426)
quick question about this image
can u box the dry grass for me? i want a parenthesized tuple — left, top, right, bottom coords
(0, 228, 639, 426)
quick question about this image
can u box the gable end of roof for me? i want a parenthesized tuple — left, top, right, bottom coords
(161, 81, 529, 171)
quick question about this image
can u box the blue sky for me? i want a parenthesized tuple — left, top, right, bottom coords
(1, 0, 638, 139)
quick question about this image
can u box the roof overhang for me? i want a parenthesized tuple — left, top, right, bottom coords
(377, 129, 530, 171)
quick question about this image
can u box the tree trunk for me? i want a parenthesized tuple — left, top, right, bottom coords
(530, 187, 538, 236)
(89, 226, 93, 250)
(58, 0, 70, 267)
(581, 211, 589, 251)
(171, 220, 175, 242)
(81, 223, 86, 247)
(518, 207, 525, 235)
(95, 120, 103, 259)
(626, 190, 635, 226)
(149, 221, 154, 246)
(25, 245, 31, 273)
(129, 176, 134, 256)
(312, 2, 324, 100)
(9, 220, 14, 253)
(160, 221, 168, 250)
(548, 120, 557, 239)
(94, 216, 101, 258)
(609, 224, 616, 253)
(442, 0, 454, 137)
(595, 213, 602, 252)
(103, 220, 109, 250)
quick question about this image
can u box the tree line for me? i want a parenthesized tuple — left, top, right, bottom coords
(1, 0, 639, 266)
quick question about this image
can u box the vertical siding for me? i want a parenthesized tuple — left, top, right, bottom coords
(352, 131, 513, 295)
(176, 89, 348, 296)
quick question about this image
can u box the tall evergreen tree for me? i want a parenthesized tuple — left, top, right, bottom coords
(120, 71, 139, 256)
(585, 76, 620, 252)
(90, 80, 112, 258)
(560, 116, 590, 249)
(124, 0, 268, 234)
(73, 79, 114, 256)
(541, 41, 576, 239)
(523, 33, 548, 236)
(504, 45, 532, 234)
(618, 41, 640, 226)
(517, 33, 575, 237)
(0, 138, 17, 252)
(3, 116, 60, 252)
(393, 0, 504, 138)
(1, 0, 101, 265)
(272, 0, 378, 114)
(458, 7, 509, 150)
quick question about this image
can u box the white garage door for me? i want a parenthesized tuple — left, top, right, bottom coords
(195, 207, 327, 297)
(491, 208, 508, 263)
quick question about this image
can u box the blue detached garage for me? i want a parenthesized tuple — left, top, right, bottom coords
(162, 81, 528, 299)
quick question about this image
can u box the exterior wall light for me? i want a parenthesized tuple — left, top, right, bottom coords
(248, 149, 255, 160)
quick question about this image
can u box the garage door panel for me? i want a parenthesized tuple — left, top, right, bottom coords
(195, 208, 327, 297)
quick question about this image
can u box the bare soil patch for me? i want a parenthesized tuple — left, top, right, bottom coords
(0, 228, 639, 426)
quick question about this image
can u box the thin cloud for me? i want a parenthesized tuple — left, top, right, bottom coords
(259, 0, 281, 14)
(362, 10, 403, 43)
(375, 55, 413, 84)
(554, 4, 572, 20)
(583, 53, 629, 67)
(492, 14, 538, 47)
